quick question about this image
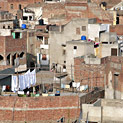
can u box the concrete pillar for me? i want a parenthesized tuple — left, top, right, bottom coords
(10, 54, 12, 65)
(3, 56, 7, 65)
(113, 11, 117, 26)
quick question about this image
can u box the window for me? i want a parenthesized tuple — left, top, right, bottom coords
(19, 4, 21, 10)
(42, 54, 47, 60)
(10, 4, 13, 9)
(3, 25, 5, 29)
(37, 36, 43, 41)
(74, 46, 77, 50)
(63, 50, 66, 55)
(15, 32, 20, 39)
(44, 39, 48, 45)
(111, 48, 117, 56)
(29, 16, 32, 20)
(76, 28, 80, 35)
(63, 65, 66, 69)
(82, 26, 86, 31)
(12, 32, 22, 39)
(23, 16, 28, 20)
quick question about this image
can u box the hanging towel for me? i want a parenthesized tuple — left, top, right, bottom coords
(11, 75, 18, 92)
(80, 86, 85, 91)
(19, 75, 26, 91)
(30, 69, 36, 86)
(24, 69, 30, 88)
(72, 82, 77, 87)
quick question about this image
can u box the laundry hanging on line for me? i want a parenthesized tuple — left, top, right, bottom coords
(11, 69, 36, 92)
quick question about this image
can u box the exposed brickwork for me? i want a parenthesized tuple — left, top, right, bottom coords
(42, 3, 66, 20)
(5, 32, 27, 55)
(42, 1, 113, 25)
(119, 16, 123, 25)
(0, 0, 43, 15)
(0, 31, 27, 57)
(103, 56, 123, 92)
(92, 0, 122, 9)
(0, 36, 5, 55)
(0, 96, 80, 122)
(74, 57, 105, 91)
(110, 25, 123, 35)
(74, 56, 123, 93)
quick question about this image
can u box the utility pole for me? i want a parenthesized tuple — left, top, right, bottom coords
(60, 67, 61, 86)
(71, 64, 73, 80)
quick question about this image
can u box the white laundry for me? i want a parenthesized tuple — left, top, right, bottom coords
(30, 69, 36, 86)
(11, 75, 18, 92)
(24, 69, 30, 88)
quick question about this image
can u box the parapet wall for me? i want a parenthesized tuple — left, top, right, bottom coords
(0, 95, 79, 123)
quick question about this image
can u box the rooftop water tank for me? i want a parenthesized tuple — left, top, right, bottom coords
(81, 35, 86, 41)
(21, 24, 26, 29)
(56, 91, 60, 94)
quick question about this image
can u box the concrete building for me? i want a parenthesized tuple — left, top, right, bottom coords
(49, 18, 111, 73)
(0, 11, 14, 30)
(81, 99, 123, 123)
(49, 18, 97, 71)
(66, 40, 94, 78)
(94, 32, 119, 58)
(88, 23, 110, 41)
(35, 25, 49, 67)
(17, 7, 41, 29)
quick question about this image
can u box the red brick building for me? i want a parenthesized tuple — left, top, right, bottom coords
(102, 56, 123, 99)
(74, 56, 105, 91)
(0, 30, 27, 66)
(74, 56, 123, 99)
(110, 25, 123, 35)
(42, 0, 114, 25)
(0, 0, 43, 15)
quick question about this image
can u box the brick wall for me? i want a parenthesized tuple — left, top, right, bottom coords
(0, 96, 80, 122)
(5, 32, 27, 55)
(104, 56, 123, 92)
(119, 16, 123, 25)
(0, 0, 43, 15)
(74, 57, 105, 91)
(110, 25, 123, 35)
(0, 36, 5, 55)
(42, 3, 66, 19)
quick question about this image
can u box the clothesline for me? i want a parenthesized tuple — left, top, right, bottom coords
(11, 69, 36, 92)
